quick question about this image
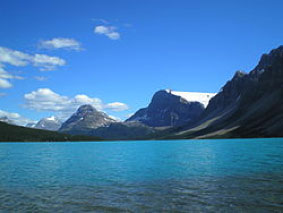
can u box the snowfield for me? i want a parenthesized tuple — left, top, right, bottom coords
(167, 90, 216, 107)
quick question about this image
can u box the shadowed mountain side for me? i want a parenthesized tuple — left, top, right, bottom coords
(126, 90, 213, 127)
(90, 121, 160, 140)
(59, 104, 160, 140)
(164, 46, 283, 139)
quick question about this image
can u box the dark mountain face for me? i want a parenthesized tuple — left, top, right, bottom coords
(90, 121, 157, 140)
(59, 104, 116, 134)
(34, 116, 62, 131)
(127, 90, 205, 127)
(0, 121, 102, 142)
(170, 45, 283, 139)
(204, 70, 248, 116)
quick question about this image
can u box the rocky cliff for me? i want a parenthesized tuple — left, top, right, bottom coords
(169, 46, 283, 139)
(127, 90, 215, 127)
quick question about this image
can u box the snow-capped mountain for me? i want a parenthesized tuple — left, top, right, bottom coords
(59, 104, 156, 139)
(170, 45, 283, 139)
(127, 90, 215, 127)
(35, 116, 62, 131)
(59, 104, 116, 134)
(169, 90, 216, 107)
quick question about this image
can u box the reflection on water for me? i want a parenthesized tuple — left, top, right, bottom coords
(0, 138, 283, 212)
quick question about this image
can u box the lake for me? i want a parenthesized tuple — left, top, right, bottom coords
(0, 138, 283, 212)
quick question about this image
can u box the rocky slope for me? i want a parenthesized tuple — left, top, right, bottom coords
(59, 104, 116, 134)
(58, 90, 216, 140)
(58, 104, 157, 140)
(127, 90, 215, 127)
(168, 45, 283, 139)
(34, 116, 62, 131)
(90, 121, 157, 140)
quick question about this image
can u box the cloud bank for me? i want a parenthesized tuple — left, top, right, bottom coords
(0, 65, 24, 88)
(105, 102, 129, 111)
(24, 88, 129, 119)
(0, 46, 65, 71)
(0, 46, 66, 88)
(0, 109, 34, 126)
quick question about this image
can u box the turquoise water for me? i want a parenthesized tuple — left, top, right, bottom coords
(1, 138, 283, 212)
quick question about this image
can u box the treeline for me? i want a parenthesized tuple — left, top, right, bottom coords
(0, 121, 103, 142)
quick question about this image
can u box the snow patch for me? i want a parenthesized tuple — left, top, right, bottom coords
(46, 116, 57, 121)
(169, 91, 216, 107)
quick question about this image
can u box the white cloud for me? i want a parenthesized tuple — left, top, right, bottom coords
(95, 25, 111, 34)
(106, 32, 120, 40)
(0, 46, 66, 71)
(0, 109, 35, 126)
(0, 78, 12, 88)
(32, 54, 66, 71)
(0, 65, 24, 88)
(24, 88, 70, 112)
(0, 47, 30, 66)
(0, 66, 24, 80)
(0, 110, 21, 119)
(94, 25, 120, 40)
(72, 94, 103, 110)
(105, 102, 129, 111)
(24, 88, 129, 119)
(39, 38, 83, 51)
(0, 46, 66, 88)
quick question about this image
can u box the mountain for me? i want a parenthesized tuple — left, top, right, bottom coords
(170, 91, 216, 108)
(59, 104, 158, 140)
(26, 122, 37, 128)
(167, 45, 283, 139)
(0, 121, 102, 142)
(34, 116, 62, 131)
(59, 104, 116, 134)
(0, 116, 15, 125)
(90, 121, 157, 140)
(126, 90, 216, 127)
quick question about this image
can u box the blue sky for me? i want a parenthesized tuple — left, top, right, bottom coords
(1, 0, 283, 124)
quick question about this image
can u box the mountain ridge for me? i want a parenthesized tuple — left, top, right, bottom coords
(126, 90, 215, 127)
(165, 45, 283, 139)
(59, 104, 116, 134)
(34, 116, 62, 131)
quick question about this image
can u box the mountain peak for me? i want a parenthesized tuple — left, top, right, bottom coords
(254, 45, 283, 74)
(34, 116, 62, 131)
(59, 104, 115, 133)
(233, 70, 247, 79)
(77, 104, 97, 113)
(127, 89, 212, 127)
